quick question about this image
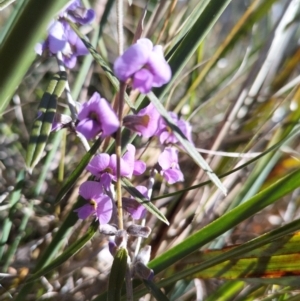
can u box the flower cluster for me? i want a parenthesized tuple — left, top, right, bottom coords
(124, 102, 192, 184)
(71, 39, 191, 222)
(75, 144, 147, 223)
(35, 0, 95, 68)
(38, 27, 191, 222)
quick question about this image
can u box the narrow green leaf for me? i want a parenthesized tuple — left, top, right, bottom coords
(204, 281, 245, 301)
(133, 214, 300, 299)
(55, 137, 102, 203)
(148, 91, 227, 195)
(149, 168, 300, 275)
(25, 220, 98, 283)
(143, 280, 170, 301)
(25, 72, 67, 172)
(154, 0, 232, 100)
(169, 0, 211, 48)
(108, 248, 128, 301)
(0, 0, 70, 113)
(122, 178, 169, 225)
(0, 0, 16, 10)
(2, 200, 33, 272)
(0, 170, 25, 262)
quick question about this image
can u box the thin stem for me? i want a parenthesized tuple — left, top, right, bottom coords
(134, 169, 156, 258)
(117, 0, 124, 55)
(56, 52, 90, 152)
(116, 82, 126, 230)
(56, 52, 78, 120)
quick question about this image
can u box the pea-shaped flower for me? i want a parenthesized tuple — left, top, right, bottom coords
(76, 92, 119, 140)
(158, 147, 184, 184)
(74, 181, 113, 224)
(113, 39, 171, 93)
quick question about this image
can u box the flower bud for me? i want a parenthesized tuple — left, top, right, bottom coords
(127, 225, 151, 238)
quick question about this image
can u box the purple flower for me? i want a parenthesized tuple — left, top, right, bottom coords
(76, 92, 119, 140)
(156, 112, 193, 145)
(74, 181, 113, 224)
(86, 144, 146, 182)
(122, 144, 146, 177)
(35, 21, 89, 69)
(123, 185, 148, 220)
(61, 0, 95, 25)
(123, 102, 160, 138)
(113, 38, 171, 93)
(158, 147, 184, 184)
(132, 246, 154, 280)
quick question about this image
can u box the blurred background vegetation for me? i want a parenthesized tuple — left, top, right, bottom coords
(2, 0, 300, 300)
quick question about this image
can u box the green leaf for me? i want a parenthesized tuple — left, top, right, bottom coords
(25, 72, 67, 173)
(122, 178, 169, 225)
(0, 0, 16, 10)
(0, 170, 25, 262)
(147, 91, 227, 196)
(108, 247, 128, 301)
(143, 280, 170, 301)
(155, 0, 232, 100)
(149, 168, 300, 275)
(0, 0, 70, 114)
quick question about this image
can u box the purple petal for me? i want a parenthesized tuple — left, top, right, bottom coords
(133, 69, 153, 94)
(123, 198, 147, 220)
(76, 118, 101, 139)
(74, 37, 89, 56)
(162, 168, 184, 184)
(86, 154, 110, 176)
(122, 144, 135, 175)
(113, 40, 152, 82)
(158, 147, 179, 170)
(100, 173, 112, 191)
(136, 103, 160, 137)
(48, 21, 67, 53)
(63, 54, 77, 69)
(177, 119, 194, 144)
(109, 155, 132, 178)
(159, 130, 177, 145)
(94, 97, 119, 137)
(124, 103, 160, 138)
(123, 185, 148, 219)
(147, 45, 172, 87)
(79, 181, 103, 200)
(68, 8, 95, 24)
(77, 92, 119, 138)
(133, 160, 146, 175)
(96, 195, 113, 224)
(78, 92, 101, 119)
(74, 204, 94, 219)
(63, 0, 81, 12)
(66, 29, 89, 56)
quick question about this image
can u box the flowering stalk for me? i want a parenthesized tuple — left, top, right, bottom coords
(116, 82, 126, 230)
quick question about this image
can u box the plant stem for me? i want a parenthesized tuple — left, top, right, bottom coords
(56, 52, 78, 120)
(116, 82, 126, 230)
